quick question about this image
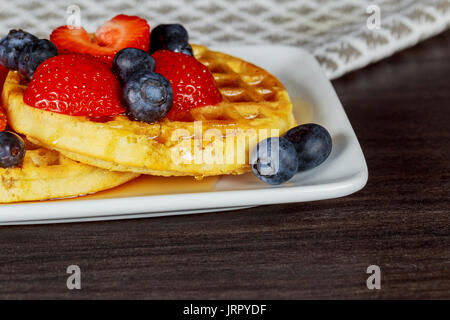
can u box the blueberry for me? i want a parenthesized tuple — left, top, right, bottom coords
(149, 24, 193, 56)
(166, 39, 193, 56)
(123, 71, 173, 123)
(250, 137, 298, 185)
(0, 131, 26, 168)
(150, 24, 189, 45)
(283, 123, 332, 172)
(0, 29, 38, 69)
(18, 39, 58, 81)
(112, 48, 155, 83)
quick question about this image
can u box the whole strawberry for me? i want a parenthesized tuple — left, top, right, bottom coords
(152, 50, 222, 121)
(23, 54, 125, 117)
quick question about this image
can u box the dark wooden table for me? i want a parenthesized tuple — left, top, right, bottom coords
(1, 31, 449, 300)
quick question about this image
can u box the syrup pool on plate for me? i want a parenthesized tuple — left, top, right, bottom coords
(74, 175, 221, 200)
(291, 98, 313, 123)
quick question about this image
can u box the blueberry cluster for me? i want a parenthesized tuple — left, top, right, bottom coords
(0, 29, 58, 167)
(113, 47, 173, 123)
(0, 29, 57, 81)
(114, 24, 193, 123)
(251, 124, 332, 185)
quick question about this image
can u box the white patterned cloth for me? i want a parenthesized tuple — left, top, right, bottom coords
(0, 0, 449, 79)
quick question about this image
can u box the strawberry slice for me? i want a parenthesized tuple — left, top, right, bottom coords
(23, 54, 125, 117)
(152, 50, 222, 121)
(50, 14, 150, 65)
(0, 65, 9, 131)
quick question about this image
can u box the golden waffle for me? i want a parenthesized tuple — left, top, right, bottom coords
(2, 45, 297, 178)
(0, 137, 139, 203)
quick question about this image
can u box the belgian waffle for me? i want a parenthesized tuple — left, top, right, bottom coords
(0, 137, 139, 203)
(2, 45, 297, 178)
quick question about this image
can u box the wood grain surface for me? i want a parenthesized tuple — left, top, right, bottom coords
(0, 31, 449, 300)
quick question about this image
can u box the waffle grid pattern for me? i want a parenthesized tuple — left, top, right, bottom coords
(192, 45, 285, 122)
(0, 0, 449, 79)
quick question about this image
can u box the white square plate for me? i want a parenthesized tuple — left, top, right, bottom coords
(0, 46, 368, 225)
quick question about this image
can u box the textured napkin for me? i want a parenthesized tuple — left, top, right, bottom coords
(0, 0, 449, 79)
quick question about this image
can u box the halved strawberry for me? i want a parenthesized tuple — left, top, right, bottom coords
(50, 14, 150, 65)
(23, 54, 125, 117)
(152, 50, 222, 121)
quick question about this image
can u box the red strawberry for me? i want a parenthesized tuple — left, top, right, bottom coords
(0, 109, 6, 132)
(50, 14, 150, 65)
(23, 54, 125, 117)
(0, 65, 9, 131)
(0, 65, 8, 91)
(152, 50, 222, 121)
